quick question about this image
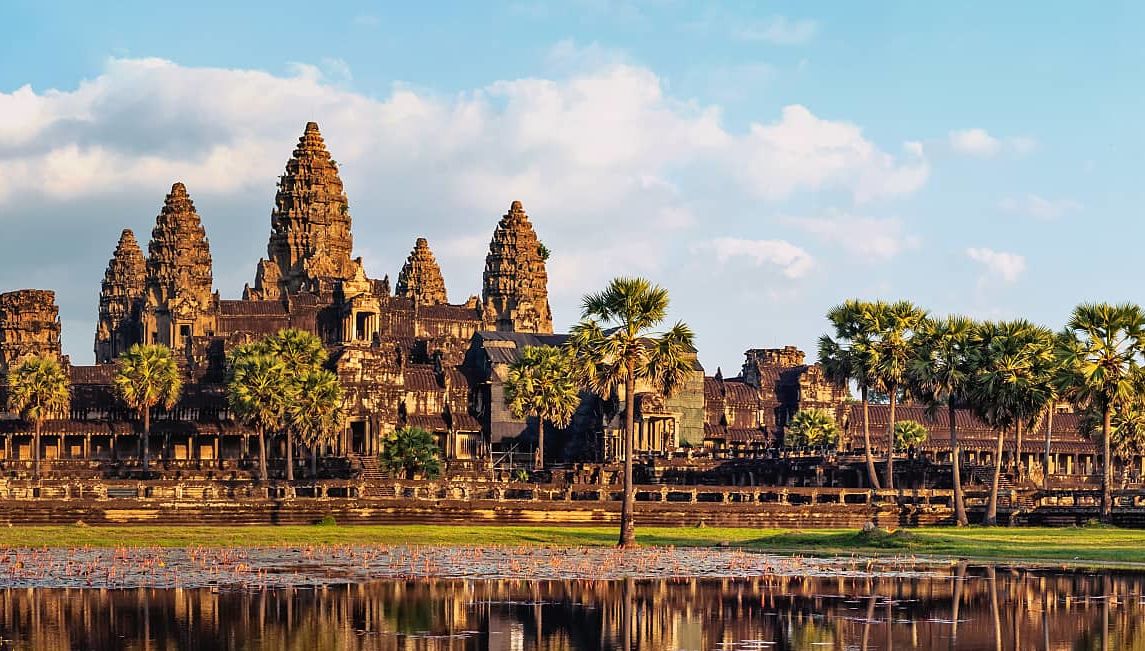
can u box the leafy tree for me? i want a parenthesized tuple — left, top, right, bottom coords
(1081, 397, 1145, 467)
(113, 344, 182, 477)
(870, 300, 928, 490)
(565, 277, 695, 549)
(969, 320, 1056, 525)
(227, 344, 289, 481)
(908, 315, 976, 525)
(264, 329, 327, 481)
(288, 368, 345, 478)
(894, 420, 929, 450)
(505, 345, 580, 470)
(379, 426, 443, 479)
(6, 356, 70, 479)
(819, 300, 884, 489)
(785, 409, 840, 448)
(1059, 303, 1145, 521)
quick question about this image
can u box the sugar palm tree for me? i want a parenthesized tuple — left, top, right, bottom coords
(1060, 302, 1145, 520)
(565, 277, 695, 549)
(6, 356, 70, 479)
(1081, 394, 1145, 470)
(908, 315, 975, 525)
(288, 368, 345, 478)
(504, 345, 580, 470)
(380, 426, 443, 479)
(785, 408, 840, 448)
(870, 300, 928, 490)
(969, 320, 1055, 525)
(818, 299, 883, 489)
(264, 329, 327, 481)
(227, 345, 290, 481)
(894, 420, 929, 450)
(113, 344, 182, 477)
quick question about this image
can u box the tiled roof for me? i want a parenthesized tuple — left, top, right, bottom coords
(70, 365, 115, 385)
(219, 300, 289, 316)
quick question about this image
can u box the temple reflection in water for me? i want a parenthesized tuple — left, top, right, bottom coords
(1, 567, 1143, 650)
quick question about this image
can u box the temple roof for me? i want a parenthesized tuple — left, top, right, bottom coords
(395, 238, 448, 306)
(146, 182, 213, 303)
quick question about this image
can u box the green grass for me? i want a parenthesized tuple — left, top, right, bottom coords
(2, 524, 1145, 566)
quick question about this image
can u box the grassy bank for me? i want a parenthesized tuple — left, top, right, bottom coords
(0, 524, 1144, 566)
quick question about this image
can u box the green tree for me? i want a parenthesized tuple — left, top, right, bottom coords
(6, 356, 70, 479)
(504, 345, 580, 470)
(379, 426, 443, 479)
(288, 368, 345, 478)
(264, 329, 327, 481)
(1060, 303, 1145, 520)
(227, 345, 289, 481)
(908, 315, 976, 525)
(894, 420, 929, 450)
(870, 300, 928, 490)
(969, 320, 1056, 525)
(565, 277, 695, 549)
(113, 344, 182, 477)
(1081, 396, 1145, 468)
(785, 409, 840, 448)
(819, 300, 884, 489)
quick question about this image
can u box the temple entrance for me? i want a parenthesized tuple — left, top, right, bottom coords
(350, 421, 367, 455)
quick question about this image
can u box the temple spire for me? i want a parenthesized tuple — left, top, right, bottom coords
(396, 238, 448, 306)
(481, 200, 552, 333)
(249, 121, 360, 299)
(94, 229, 146, 362)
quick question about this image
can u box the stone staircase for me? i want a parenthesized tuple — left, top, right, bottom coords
(355, 455, 395, 497)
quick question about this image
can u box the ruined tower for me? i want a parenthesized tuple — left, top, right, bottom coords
(94, 229, 147, 363)
(481, 201, 553, 333)
(141, 182, 216, 351)
(248, 122, 361, 299)
(395, 238, 448, 306)
(0, 290, 63, 377)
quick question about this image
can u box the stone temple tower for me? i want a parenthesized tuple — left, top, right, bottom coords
(0, 289, 63, 377)
(395, 238, 448, 307)
(94, 229, 147, 363)
(481, 200, 553, 333)
(247, 122, 361, 299)
(141, 182, 216, 351)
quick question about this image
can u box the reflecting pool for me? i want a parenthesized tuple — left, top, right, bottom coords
(0, 564, 1141, 650)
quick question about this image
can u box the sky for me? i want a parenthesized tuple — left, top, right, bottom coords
(1, 1, 1143, 373)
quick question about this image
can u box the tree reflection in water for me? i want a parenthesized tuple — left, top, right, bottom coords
(1, 567, 1144, 650)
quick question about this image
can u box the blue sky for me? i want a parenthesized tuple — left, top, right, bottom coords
(1, 1, 1142, 372)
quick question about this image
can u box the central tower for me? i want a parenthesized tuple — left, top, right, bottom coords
(247, 122, 361, 299)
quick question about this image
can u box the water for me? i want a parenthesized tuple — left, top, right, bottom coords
(0, 565, 1138, 650)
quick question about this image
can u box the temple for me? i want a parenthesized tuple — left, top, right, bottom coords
(0, 122, 1125, 490)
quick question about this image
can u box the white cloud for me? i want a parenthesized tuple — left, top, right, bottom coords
(783, 211, 920, 260)
(740, 105, 929, 202)
(948, 128, 1037, 157)
(0, 56, 927, 362)
(999, 194, 1082, 219)
(966, 247, 1026, 283)
(694, 237, 814, 279)
(734, 16, 818, 45)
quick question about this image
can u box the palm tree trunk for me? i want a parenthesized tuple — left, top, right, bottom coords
(33, 418, 41, 480)
(286, 430, 294, 482)
(258, 426, 268, 481)
(885, 387, 897, 490)
(986, 425, 1006, 525)
(950, 401, 968, 526)
(311, 444, 318, 478)
(1014, 417, 1024, 481)
(141, 407, 150, 477)
(1043, 406, 1055, 490)
(618, 365, 637, 549)
(862, 386, 881, 490)
(535, 413, 545, 470)
(1102, 404, 1112, 522)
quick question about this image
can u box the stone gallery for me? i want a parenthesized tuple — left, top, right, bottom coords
(0, 123, 1108, 483)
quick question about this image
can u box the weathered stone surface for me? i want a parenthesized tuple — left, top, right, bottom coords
(249, 122, 360, 299)
(395, 238, 448, 306)
(0, 290, 63, 376)
(94, 229, 146, 363)
(142, 182, 216, 349)
(481, 201, 553, 333)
